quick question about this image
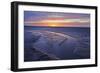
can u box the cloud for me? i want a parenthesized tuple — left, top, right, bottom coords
(24, 11, 90, 27)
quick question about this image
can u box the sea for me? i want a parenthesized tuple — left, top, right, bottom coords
(24, 26, 90, 62)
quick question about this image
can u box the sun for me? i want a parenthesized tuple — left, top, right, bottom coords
(47, 23, 58, 27)
(50, 24, 57, 27)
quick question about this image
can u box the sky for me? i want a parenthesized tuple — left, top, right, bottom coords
(24, 11, 90, 27)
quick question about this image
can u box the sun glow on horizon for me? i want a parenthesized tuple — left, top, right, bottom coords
(48, 23, 58, 27)
(25, 19, 90, 27)
(50, 24, 56, 27)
